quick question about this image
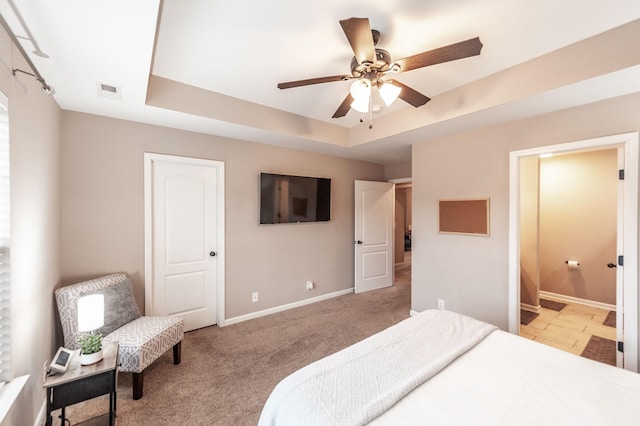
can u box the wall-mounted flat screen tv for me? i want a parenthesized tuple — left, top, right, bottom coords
(260, 173, 331, 224)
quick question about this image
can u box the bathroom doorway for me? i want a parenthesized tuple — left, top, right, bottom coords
(519, 148, 617, 365)
(508, 132, 639, 372)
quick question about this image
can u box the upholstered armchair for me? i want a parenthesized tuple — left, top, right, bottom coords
(55, 273, 184, 400)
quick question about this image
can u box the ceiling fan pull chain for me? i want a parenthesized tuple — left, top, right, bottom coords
(368, 94, 373, 129)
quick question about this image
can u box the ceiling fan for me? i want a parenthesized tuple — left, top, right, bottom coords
(277, 17, 483, 119)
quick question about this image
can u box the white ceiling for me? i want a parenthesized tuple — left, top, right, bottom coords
(1, 0, 640, 164)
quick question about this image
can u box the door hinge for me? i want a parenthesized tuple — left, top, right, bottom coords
(618, 341, 624, 353)
(618, 255, 624, 267)
(619, 169, 625, 180)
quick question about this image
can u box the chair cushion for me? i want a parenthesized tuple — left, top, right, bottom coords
(103, 316, 184, 373)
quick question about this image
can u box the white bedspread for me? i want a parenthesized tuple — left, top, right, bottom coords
(258, 309, 496, 426)
(371, 330, 640, 425)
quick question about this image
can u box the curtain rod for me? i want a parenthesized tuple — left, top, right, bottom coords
(0, 12, 53, 94)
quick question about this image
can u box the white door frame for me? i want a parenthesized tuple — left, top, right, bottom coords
(508, 132, 638, 372)
(144, 153, 226, 327)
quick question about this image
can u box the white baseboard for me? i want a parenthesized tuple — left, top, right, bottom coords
(223, 288, 354, 326)
(539, 291, 616, 311)
(520, 302, 541, 313)
(409, 309, 420, 316)
(34, 399, 46, 426)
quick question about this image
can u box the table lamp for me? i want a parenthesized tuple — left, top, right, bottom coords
(77, 294, 105, 364)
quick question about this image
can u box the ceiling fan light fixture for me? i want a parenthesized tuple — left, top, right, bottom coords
(277, 17, 482, 120)
(379, 81, 402, 106)
(350, 96, 369, 113)
(350, 78, 371, 100)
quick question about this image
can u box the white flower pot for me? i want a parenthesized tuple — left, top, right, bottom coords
(80, 348, 103, 365)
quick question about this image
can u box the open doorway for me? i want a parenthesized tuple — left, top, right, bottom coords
(394, 183, 412, 287)
(508, 132, 639, 372)
(519, 148, 618, 365)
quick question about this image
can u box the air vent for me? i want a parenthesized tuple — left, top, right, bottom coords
(96, 82, 121, 100)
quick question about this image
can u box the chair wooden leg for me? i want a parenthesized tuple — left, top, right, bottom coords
(132, 343, 180, 400)
(173, 341, 182, 365)
(133, 372, 144, 400)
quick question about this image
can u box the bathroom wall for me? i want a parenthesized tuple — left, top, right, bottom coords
(520, 156, 540, 308)
(539, 149, 618, 304)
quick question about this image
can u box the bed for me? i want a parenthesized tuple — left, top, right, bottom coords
(258, 309, 640, 425)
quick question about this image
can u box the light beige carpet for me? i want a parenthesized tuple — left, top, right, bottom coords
(59, 254, 411, 425)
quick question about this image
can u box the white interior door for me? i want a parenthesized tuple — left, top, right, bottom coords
(354, 180, 394, 293)
(145, 154, 225, 331)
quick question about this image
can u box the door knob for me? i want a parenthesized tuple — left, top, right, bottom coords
(210, 251, 216, 257)
(354, 240, 363, 245)
(607, 263, 617, 268)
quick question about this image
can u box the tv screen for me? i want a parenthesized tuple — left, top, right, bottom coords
(259, 173, 331, 224)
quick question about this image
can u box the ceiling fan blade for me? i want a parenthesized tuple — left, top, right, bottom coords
(389, 80, 430, 108)
(277, 75, 348, 89)
(394, 37, 483, 72)
(332, 93, 354, 118)
(339, 17, 375, 65)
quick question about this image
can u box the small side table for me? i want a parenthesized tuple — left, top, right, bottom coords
(44, 342, 119, 426)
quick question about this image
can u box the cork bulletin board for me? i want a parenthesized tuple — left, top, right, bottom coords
(438, 198, 489, 236)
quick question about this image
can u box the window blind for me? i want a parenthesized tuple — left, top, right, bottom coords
(0, 97, 10, 382)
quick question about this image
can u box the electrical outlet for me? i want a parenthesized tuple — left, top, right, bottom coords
(306, 281, 314, 290)
(438, 299, 445, 310)
(252, 292, 259, 303)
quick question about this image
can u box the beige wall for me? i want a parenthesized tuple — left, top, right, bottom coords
(519, 150, 617, 307)
(0, 30, 62, 425)
(412, 92, 640, 332)
(520, 156, 540, 307)
(60, 111, 384, 319)
(385, 161, 411, 180)
(539, 149, 617, 304)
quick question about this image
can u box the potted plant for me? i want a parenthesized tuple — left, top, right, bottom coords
(78, 332, 103, 365)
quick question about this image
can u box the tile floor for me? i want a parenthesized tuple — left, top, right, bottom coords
(519, 301, 616, 357)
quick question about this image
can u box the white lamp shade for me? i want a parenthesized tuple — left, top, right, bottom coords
(350, 79, 371, 100)
(379, 81, 402, 106)
(350, 97, 369, 113)
(77, 294, 105, 332)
